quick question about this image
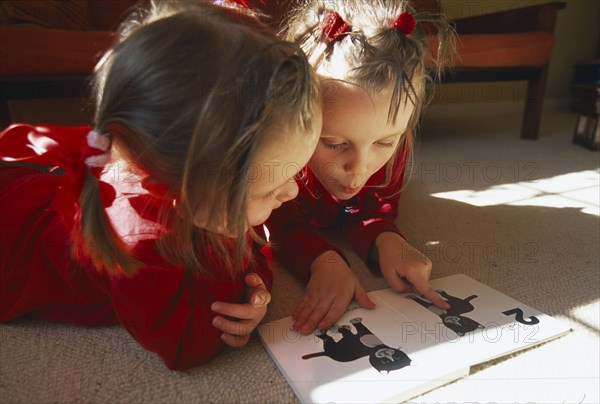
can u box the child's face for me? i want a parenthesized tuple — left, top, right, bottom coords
(309, 80, 414, 200)
(246, 118, 322, 228)
(192, 119, 321, 237)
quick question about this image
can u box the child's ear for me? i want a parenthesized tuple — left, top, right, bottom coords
(192, 206, 210, 229)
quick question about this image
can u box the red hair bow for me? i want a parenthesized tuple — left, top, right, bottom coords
(392, 11, 416, 35)
(320, 12, 351, 42)
(0, 124, 116, 216)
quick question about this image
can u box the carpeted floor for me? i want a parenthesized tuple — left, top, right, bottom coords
(1, 102, 598, 403)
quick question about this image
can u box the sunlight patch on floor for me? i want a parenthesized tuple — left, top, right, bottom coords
(568, 300, 600, 334)
(431, 170, 600, 216)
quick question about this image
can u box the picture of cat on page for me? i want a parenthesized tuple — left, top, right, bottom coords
(301, 317, 412, 374)
(407, 291, 485, 337)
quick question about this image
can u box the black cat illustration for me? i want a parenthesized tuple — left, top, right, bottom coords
(301, 317, 411, 374)
(407, 290, 485, 336)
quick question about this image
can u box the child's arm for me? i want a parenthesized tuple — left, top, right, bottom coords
(345, 195, 447, 309)
(266, 194, 374, 335)
(266, 197, 345, 283)
(342, 148, 448, 309)
(342, 147, 408, 273)
(211, 240, 272, 347)
(109, 239, 271, 370)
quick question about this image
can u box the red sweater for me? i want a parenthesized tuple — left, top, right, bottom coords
(0, 124, 272, 370)
(265, 146, 409, 281)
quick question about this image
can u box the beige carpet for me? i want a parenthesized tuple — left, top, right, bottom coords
(1, 102, 598, 403)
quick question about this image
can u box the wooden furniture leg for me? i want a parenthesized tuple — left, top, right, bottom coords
(521, 66, 550, 140)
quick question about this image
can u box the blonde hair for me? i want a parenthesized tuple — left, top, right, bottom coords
(77, 1, 319, 276)
(283, 0, 455, 191)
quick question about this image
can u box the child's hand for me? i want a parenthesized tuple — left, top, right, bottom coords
(211, 273, 271, 348)
(375, 232, 450, 310)
(293, 251, 375, 336)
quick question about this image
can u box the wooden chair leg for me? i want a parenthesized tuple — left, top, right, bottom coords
(521, 66, 549, 140)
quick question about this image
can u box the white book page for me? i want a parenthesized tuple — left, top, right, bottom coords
(258, 274, 570, 403)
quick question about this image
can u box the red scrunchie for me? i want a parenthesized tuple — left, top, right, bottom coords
(320, 12, 351, 42)
(0, 124, 116, 216)
(392, 11, 416, 35)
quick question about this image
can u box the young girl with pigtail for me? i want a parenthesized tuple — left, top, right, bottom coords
(0, 1, 321, 370)
(266, 0, 456, 335)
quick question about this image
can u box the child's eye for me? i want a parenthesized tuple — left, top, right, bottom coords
(375, 141, 395, 148)
(322, 141, 346, 150)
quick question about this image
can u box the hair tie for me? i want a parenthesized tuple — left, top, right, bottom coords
(85, 130, 112, 168)
(392, 11, 416, 35)
(320, 12, 351, 42)
(214, 0, 247, 7)
(0, 124, 116, 215)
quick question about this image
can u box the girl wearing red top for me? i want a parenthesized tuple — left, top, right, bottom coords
(0, 2, 321, 370)
(266, 0, 456, 335)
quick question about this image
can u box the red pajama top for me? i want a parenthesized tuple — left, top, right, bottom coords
(0, 124, 272, 370)
(265, 145, 409, 281)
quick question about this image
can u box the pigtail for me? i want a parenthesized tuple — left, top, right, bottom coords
(75, 168, 142, 276)
(360, 26, 425, 123)
(413, 11, 457, 79)
(377, 9, 455, 196)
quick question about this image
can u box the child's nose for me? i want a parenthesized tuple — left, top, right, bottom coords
(276, 180, 299, 203)
(344, 150, 369, 176)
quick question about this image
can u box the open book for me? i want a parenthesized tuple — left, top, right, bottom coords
(258, 274, 571, 403)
